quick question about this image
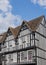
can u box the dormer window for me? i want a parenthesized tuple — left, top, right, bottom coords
(21, 24, 27, 31)
(7, 28, 12, 36)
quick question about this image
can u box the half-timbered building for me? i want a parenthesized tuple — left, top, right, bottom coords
(0, 15, 46, 65)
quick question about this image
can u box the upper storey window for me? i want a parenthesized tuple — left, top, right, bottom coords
(6, 28, 14, 41)
(2, 28, 15, 49)
(21, 37, 25, 43)
(9, 40, 15, 47)
(18, 24, 30, 38)
(5, 35, 14, 41)
(9, 54, 13, 62)
(21, 24, 27, 31)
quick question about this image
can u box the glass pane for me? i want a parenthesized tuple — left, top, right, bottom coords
(9, 54, 13, 62)
(28, 50, 35, 63)
(24, 51, 27, 61)
(26, 35, 30, 43)
(20, 51, 27, 62)
(28, 51, 32, 60)
(21, 51, 24, 60)
(31, 40, 34, 46)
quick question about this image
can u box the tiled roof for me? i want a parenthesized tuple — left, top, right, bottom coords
(27, 15, 44, 31)
(0, 15, 45, 43)
(0, 26, 21, 43)
(9, 26, 21, 38)
(0, 32, 7, 43)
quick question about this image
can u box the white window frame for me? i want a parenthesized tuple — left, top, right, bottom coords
(20, 51, 24, 62)
(27, 50, 35, 63)
(20, 51, 27, 62)
(8, 54, 13, 62)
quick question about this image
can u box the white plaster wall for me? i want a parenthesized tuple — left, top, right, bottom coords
(20, 49, 35, 63)
(13, 53, 17, 62)
(37, 49, 46, 65)
(5, 35, 14, 41)
(18, 29, 30, 37)
(8, 40, 15, 47)
(1, 35, 16, 52)
(36, 33, 46, 65)
(3, 53, 17, 65)
(18, 29, 30, 47)
(36, 18, 46, 36)
(35, 18, 46, 65)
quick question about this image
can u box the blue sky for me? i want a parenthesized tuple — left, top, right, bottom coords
(10, 0, 46, 20)
(0, 0, 46, 33)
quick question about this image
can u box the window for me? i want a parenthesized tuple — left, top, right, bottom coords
(9, 40, 15, 47)
(28, 50, 35, 62)
(9, 54, 13, 61)
(21, 25, 27, 31)
(17, 52, 20, 63)
(21, 36, 26, 48)
(28, 51, 32, 60)
(13, 53, 17, 62)
(9, 41, 12, 47)
(20, 51, 27, 62)
(8, 35, 14, 40)
(31, 34, 34, 46)
(26, 35, 30, 43)
(9, 45, 12, 47)
(26, 35, 30, 47)
(20, 45, 23, 49)
(4, 55, 8, 64)
(20, 51, 24, 61)
(21, 37, 25, 43)
(3, 42, 7, 48)
(24, 51, 27, 61)
(2, 55, 5, 61)
(27, 43, 30, 47)
(23, 43, 25, 48)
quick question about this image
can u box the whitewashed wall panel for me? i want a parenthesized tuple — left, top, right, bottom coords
(8, 40, 15, 47)
(5, 35, 14, 41)
(5, 55, 9, 64)
(18, 29, 30, 37)
(13, 53, 17, 62)
(18, 29, 31, 48)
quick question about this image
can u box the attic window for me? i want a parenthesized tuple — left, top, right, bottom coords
(21, 25, 27, 31)
(7, 29, 12, 36)
(7, 32, 12, 36)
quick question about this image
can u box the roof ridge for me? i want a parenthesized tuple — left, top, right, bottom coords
(28, 15, 44, 22)
(0, 15, 45, 43)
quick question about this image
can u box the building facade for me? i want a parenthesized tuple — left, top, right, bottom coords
(0, 15, 46, 65)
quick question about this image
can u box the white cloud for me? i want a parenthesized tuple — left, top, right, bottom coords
(0, 0, 12, 12)
(31, 0, 46, 8)
(0, 0, 22, 33)
(31, 0, 37, 4)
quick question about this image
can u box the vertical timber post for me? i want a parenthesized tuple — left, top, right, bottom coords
(33, 32, 37, 65)
(30, 33, 31, 47)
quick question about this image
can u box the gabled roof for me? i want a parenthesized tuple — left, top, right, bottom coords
(0, 26, 21, 43)
(0, 32, 7, 43)
(9, 26, 21, 38)
(0, 15, 45, 43)
(27, 15, 44, 31)
(15, 15, 44, 38)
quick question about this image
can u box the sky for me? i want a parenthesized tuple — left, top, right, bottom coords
(0, 0, 46, 33)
